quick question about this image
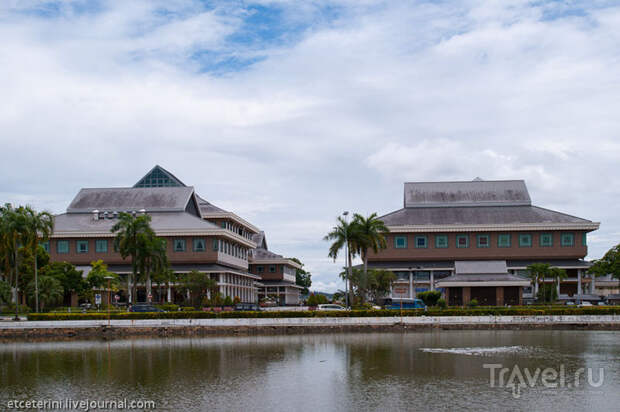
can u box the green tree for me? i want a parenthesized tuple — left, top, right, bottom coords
(417, 290, 442, 307)
(324, 216, 360, 307)
(24, 206, 54, 313)
(40, 262, 87, 305)
(350, 213, 389, 303)
(0, 204, 30, 319)
(25, 275, 62, 311)
(111, 213, 156, 303)
(0, 279, 11, 305)
(526, 263, 551, 303)
(366, 269, 396, 304)
(181, 270, 218, 308)
(137, 236, 168, 301)
(589, 243, 620, 280)
(550, 267, 567, 301)
(291, 257, 311, 295)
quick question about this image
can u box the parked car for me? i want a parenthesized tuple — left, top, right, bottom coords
(129, 304, 165, 313)
(317, 304, 347, 311)
(577, 302, 593, 307)
(234, 303, 261, 311)
(387, 299, 427, 310)
(565, 301, 575, 306)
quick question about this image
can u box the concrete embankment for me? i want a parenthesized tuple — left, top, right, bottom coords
(2, 315, 620, 340)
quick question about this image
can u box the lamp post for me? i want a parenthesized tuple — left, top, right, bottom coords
(343, 211, 349, 309)
(104, 276, 114, 327)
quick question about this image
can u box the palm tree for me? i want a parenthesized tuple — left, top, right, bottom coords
(351, 213, 389, 303)
(138, 235, 168, 302)
(111, 213, 154, 303)
(527, 263, 551, 303)
(550, 267, 568, 301)
(26, 275, 63, 311)
(0, 204, 30, 319)
(324, 216, 359, 307)
(24, 206, 54, 313)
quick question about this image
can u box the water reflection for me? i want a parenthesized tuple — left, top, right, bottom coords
(1, 331, 619, 411)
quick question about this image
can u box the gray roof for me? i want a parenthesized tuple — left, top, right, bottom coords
(54, 210, 219, 233)
(196, 194, 229, 214)
(253, 248, 283, 259)
(252, 231, 268, 250)
(67, 187, 195, 213)
(404, 180, 531, 208)
(455, 260, 507, 275)
(380, 205, 592, 226)
(436, 273, 529, 283)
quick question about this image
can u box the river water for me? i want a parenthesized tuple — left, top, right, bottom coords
(1, 331, 619, 411)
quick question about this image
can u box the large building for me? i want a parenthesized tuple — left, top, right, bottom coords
(368, 179, 600, 305)
(46, 165, 301, 305)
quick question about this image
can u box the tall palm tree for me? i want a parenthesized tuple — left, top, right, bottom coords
(138, 235, 168, 301)
(527, 263, 551, 303)
(0, 204, 30, 319)
(324, 216, 360, 307)
(24, 206, 54, 313)
(351, 213, 389, 303)
(111, 213, 154, 303)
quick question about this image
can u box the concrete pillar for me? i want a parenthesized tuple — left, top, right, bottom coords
(409, 271, 413, 299)
(591, 274, 596, 294)
(496, 286, 504, 306)
(430, 271, 435, 291)
(463, 287, 471, 306)
(577, 269, 582, 296)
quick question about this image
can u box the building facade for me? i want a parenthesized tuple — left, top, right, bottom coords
(47, 165, 302, 305)
(368, 179, 600, 305)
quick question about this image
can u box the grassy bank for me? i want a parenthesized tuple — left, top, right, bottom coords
(26, 306, 620, 321)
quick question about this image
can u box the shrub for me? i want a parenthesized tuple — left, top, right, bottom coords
(223, 296, 233, 306)
(468, 299, 479, 308)
(181, 306, 195, 311)
(437, 298, 447, 309)
(157, 304, 179, 312)
(417, 291, 442, 307)
(233, 296, 241, 305)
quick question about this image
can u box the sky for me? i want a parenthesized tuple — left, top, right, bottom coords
(1, 0, 619, 293)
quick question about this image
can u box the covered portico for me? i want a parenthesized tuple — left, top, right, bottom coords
(436, 261, 530, 306)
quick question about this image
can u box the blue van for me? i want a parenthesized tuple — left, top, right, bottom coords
(387, 299, 426, 310)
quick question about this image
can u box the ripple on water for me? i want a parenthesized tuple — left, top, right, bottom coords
(419, 345, 532, 356)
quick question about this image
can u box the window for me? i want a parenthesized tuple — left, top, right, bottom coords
(76, 240, 88, 254)
(174, 239, 186, 252)
(221, 221, 226, 229)
(40, 241, 50, 253)
(193, 238, 206, 252)
(539, 233, 553, 247)
(394, 236, 408, 249)
(582, 233, 587, 246)
(213, 239, 219, 251)
(435, 235, 448, 248)
(269, 265, 276, 273)
(415, 235, 428, 248)
(257, 266, 264, 273)
(477, 234, 490, 248)
(498, 234, 511, 248)
(519, 234, 532, 247)
(95, 239, 108, 253)
(456, 234, 469, 248)
(561, 232, 574, 247)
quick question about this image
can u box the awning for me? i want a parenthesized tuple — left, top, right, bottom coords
(436, 274, 531, 287)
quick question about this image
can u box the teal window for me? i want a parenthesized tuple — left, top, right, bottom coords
(57, 240, 69, 254)
(477, 234, 490, 248)
(498, 234, 511, 248)
(415, 235, 428, 248)
(435, 235, 448, 248)
(213, 239, 219, 251)
(519, 234, 532, 247)
(539, 233, 553, 247)
(269, 265, 276, 273)
(76, 240, 88, 254)
(394, 236, 408, 249)
(40, 241, 50, 253)
(174, 239, 186, 252)
(193, 238, 206, 252)
(561, 232, 574, 247)
(95, 239, 108, 253)
(582, 233, 587, 246)
(456, 234, 469, 248)
(221, 221, 226, 229)
(257, 266, 264, 273)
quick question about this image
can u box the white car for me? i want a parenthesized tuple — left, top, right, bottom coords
(317, 304, 347, 311)
(578, 302, 593, 307)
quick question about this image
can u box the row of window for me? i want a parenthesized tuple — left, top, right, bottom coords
(393, 232, 585, 249)
(256, 265, 279, 274)
(219, 220, 254, 241)
(46, 238, 248, 258)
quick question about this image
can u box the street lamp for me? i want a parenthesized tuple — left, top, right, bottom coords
(104, 276, 114, 328)
(343, 211, 349, 309)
